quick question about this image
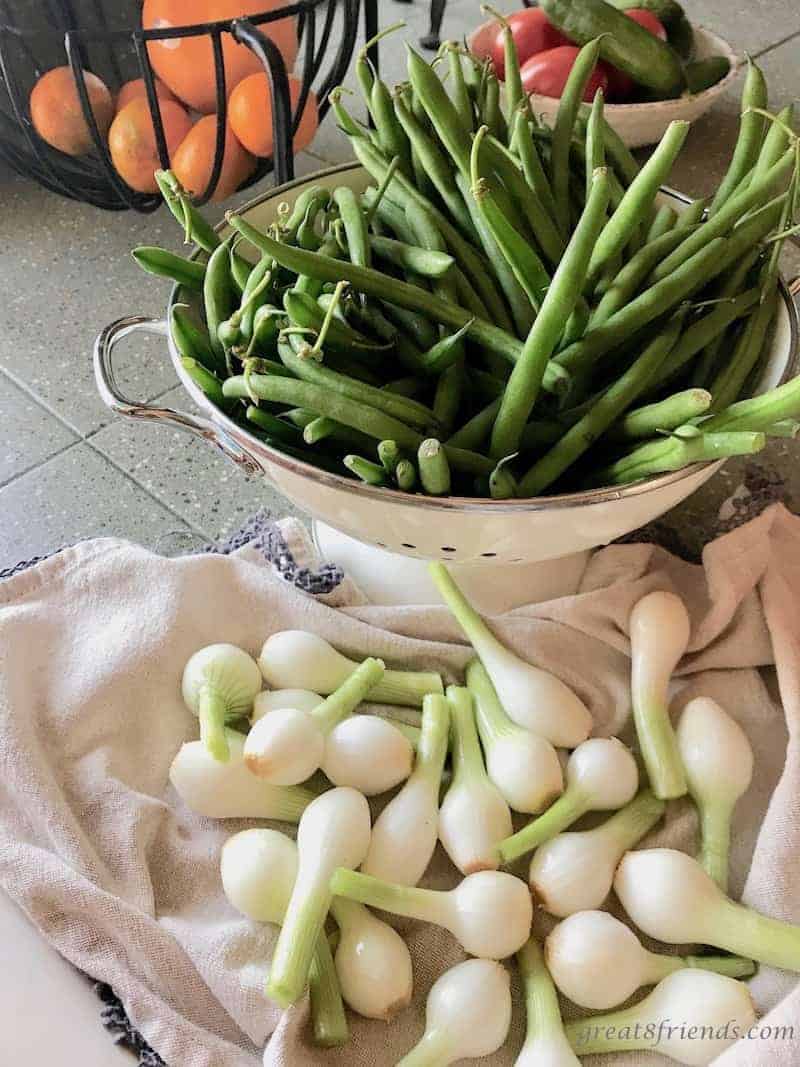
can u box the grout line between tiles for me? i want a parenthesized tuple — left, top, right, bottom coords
(752, 27, 800, 58)
(0, 438, 84, 492)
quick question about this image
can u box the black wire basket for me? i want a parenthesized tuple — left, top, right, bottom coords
(0, 0, 379, 211)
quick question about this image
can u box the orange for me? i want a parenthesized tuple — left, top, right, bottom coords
(30, 66, 114, 156)
(115, 76, 177, 113)
(108, 97, 192, 193)
(229, 73, 318, 158)
(142, 1, 299, 114)
(172, 114, 256, 201)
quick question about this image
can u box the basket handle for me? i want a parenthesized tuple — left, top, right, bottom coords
(93, 315, 263, 475)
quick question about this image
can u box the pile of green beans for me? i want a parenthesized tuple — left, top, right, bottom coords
(134, 36, 800, 499)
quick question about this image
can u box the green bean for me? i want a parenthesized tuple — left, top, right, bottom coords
(510, 110, 559, 222)
(229, 244, 252, 293)
(351, 138, 511, 329)
(445, 42, 474, 131)
(446, 397, 501, 451)
(470, 369, 506, 399)
(452, 267, 491, 321)
(490, 168, 611, 459)
(560, 298, 591, 348)
(552, 38, 604, 234)
(470, 127, 551, 311)
(378, 439, 401, 473)
(239, 254, 276, 339)
(675, 197, 707, 229)
(417, 321, 472, 375)
(433, 361, 465, 433)
(609, 388, 712, 441)
(370, 77, 414, 180)
(700, 373, 800, 433)
(344, 454, 389, 485)
(345, 298, 398, 343)
(281, 187, 332, 240)
(651, 150, 794, 283)
(369, 234, 455, 278)
(710, 289, 779, 410)
(594, 430, 766, 485)
(362, 187, 417, 244)
(244, 305, 284, 358)
(296, 208, 324, 252)
(689, 252, 762, 387)
(392, 96, 477, 239)
(455, 171, 534, 338)
(482, 73, 508, 143)
(709, 59, 768, 214)
(302, 416, 338, 444)
(381, 301, 439, 352)
(292, 233, 342, 298)
(180, 355, 228, 408)
(591, 225, 700, 326)
(406, 45, 471, 176)
(170, 303, 221, 374)
(155, 169, 220, 254)
(132, 246, 206, 291)
(283, 290, 390, 354)
(556, 237, 729, 376)
(203, 235, 237, 368)
(384, 377, 420, 397)
(646, 204, 677, 243)
(751, 104, 795, 183)
(226, 213, 570, 393)
(333, 187, 371, 269)
(519, 310, 686, 495)
(489, 459, 517, 499)
(418, 438, 451, 494)
(585, 88, 606, 203)
(329, 86, 369, 140)
(395, 458, 417, 490)
(244, 405, 302, 443)
(587, 121, 689, 286)
(487, 9, 526, 121)
(481, 134, 566, 266)
(275, 333, 439, 430)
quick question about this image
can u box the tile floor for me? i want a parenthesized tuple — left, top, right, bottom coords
(1, 0, 799, 568)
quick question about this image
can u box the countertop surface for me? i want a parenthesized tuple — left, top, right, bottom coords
(1, 0, 800, 1063)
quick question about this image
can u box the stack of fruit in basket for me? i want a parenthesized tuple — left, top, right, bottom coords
(471, 0, 731, 104)
(27, 0, 318, 198)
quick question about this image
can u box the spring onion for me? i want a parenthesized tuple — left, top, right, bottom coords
(676, 696, 754, 892)
(429, 564, 591, 747)
(499, 738, 639, 863)
(529, 790, 665, 917)
(244, 658, 384, 784)
(515, 937, 579, 1067)
(322, 715, 414, 795)
(466, 659, 563, 814)
(258, 630, 443, 707)
(267, 787, 371, 1007)
(545, 910, 755, 1010)
(630, 590, 691, 799)
(438, 685, 511, 874)
(362, 694, 450, 885)
(397, 958, 512, 1066)
(329, 867, 532, 959)
(329, 897, 413, 1020)
(181, 643, 262, 762)
(220, 828, 347, 1047)
(565, 970, 756, 1065)
(252, 688, 322, 722)
(169, 731, 316, 820)
(615, 847, 800, 972)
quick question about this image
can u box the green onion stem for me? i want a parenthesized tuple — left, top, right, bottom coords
(499, 791, 588, 864)
(518, 937, 567, 1041)
(330, 868, 447, 926)
(308, 932, 349, 1047)
(267, 878, 332, 1008)
(311, 657, 386, 734)
(198, 689, 230, 763)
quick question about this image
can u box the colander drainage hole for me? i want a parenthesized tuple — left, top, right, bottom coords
(481, 552, 497, 558)
(401, 542, 417, 549)
(441, 546, 456, 552)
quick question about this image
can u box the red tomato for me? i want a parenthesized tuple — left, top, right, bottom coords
(605, 9, 668, 101)
(490, 8, 568, 79)
(521, 46, 609, 102)
(625, 8, 668, 40)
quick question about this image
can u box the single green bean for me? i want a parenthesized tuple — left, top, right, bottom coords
(689, 251, 762, 387)
(489, 459, 517, 499)
(585, 88, 606, 203)
(510, 110, 559, 222)
(370, 77, 414, 179)
(675, 197, 708, 229)
(203, 235, 236, 367)
(587, 120, 690, 286)
(651, 150, 795, 283)
(576, 110, 640, 186)
(417, 438, 452, 494)
(283, 290, 389, 354)
(333, 186, 371, 269)
(245, 405, 302, 443)
(132, 246, 206, 291)
(180, 355, 228, 408)
(418, 320, 473, 375)
(552, 38, 604, 234)
(384, 377, 420, 397)
(446, 43, 474, 132)
(344, 454, 389, 485)
(556, 237, 730, 376)
(381, 301, 439, 352)
(170, 303, 222, 374)
(369, 234, 455, 278)
(433, 360, 465, 434)
(229, 244, 252, 294)
(491, 168, 611, 459)
(594, 430, 766, 485)
(226, 213, 569, 393)
(378, 439, 401, 473)
(406, 45, 471, 175)
(239, 254, 276, 339)
(155, 169, 220, 254)
(446, 397, 501, 451)
(482, 73, 508, 143)
(646, 204, 678, 243)
(520, 311, 686, 494)
(609, 388, 712, 440)
(709, 59, 768, 214)
(751, 103, 795, 183)
(362, 186, 417, 244)
(710, 289, 779, 410)
(395, 458, 417, 490)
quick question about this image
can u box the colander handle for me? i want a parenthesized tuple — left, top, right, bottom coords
(93, 315, 263, 476)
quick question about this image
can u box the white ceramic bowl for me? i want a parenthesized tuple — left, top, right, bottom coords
(468, 22, 740, 148)
(95, 164, 799, 565)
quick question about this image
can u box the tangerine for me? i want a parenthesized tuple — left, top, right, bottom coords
(30, 66, 114, 156)
(229, 73, 317, 158)
(142, 1, 298, 114)
(115, 76, 178, 113)
(172, 114, 256, 201)
(108, 96, 192, 193)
